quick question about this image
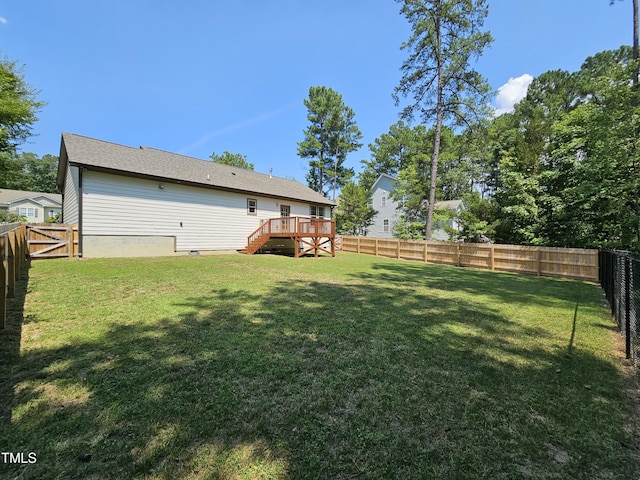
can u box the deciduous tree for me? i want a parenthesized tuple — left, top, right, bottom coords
(209, 151, 254, 170)
(0, 151, 59, 192)
(0, 57, 44, 154)
(334, 182, 377, 236)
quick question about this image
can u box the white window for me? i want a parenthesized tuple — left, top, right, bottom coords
(19, 207, 37, 218)
(383, 219, 390, 232)
(381, 196, 387, 207)
(247, 198, 257, 215)
(310, 205, 326, 218)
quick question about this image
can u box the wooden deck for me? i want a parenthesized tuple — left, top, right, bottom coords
(243, 217, 336, 257)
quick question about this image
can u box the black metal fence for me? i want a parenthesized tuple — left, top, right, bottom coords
(599, 250, 640, 367)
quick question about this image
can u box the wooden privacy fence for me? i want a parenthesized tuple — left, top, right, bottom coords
(340, 236, 599, 282)
(26, 224, 78, 258)
(1, 223, 28, 330)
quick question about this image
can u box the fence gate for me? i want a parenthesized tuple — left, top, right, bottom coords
(26, 224, 77, 258)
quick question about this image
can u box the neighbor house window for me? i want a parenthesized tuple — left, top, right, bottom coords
(310, 205, 325, 218)
(381, 196, 387, 207)
(383, 219, 390, 232)
(19, 207, 37, 218)
(247, 198, 257, 215)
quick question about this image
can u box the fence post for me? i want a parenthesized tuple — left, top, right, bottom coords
(1, 235, 6, 330)
(490, 244, 495, 271)
(19, 224, 26, 277)
(6, 230, 15, 298)
(396, 239, 400, 259)
(456, 243, 461, 267)
(356, 237, 360, 254)
(536, 248, 542, 276)
(375, 239, 379, 256)
(68, 225, 74, 258)
(625, 255, 632, 359)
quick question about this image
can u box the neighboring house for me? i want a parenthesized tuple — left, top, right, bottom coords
(0, 188, 62, 222)
(368, 173, 463, 240)
(368, 174, 400, 238)
(56, 133, 335, 258)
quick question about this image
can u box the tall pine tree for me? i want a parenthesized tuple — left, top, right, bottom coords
(394, 0, 492, 239)
(297, 86, 362, 199)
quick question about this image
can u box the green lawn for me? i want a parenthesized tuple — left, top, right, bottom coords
(0, 252, 638, 479)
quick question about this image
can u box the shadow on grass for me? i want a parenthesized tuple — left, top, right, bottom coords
(0, 260, 30, 427)
(362, 259, 593, 309)
(1, 258, 638, 479)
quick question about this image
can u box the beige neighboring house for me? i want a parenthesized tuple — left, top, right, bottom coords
(0, 188, 62, 223)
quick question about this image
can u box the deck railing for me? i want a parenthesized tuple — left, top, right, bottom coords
(248, 217, 335, 241)
(246, 217, 336, 254)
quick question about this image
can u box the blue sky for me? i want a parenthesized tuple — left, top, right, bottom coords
(1, 1, 633, 184)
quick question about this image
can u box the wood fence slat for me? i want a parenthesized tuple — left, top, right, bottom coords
(6, 230, 15, 298)
(340, 236, 599, 282)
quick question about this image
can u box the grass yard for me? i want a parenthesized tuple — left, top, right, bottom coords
(1, 252, 639, 479)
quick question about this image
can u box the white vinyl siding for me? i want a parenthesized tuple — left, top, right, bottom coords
(81, 171, 316, 251)
(63, 166, 80, 224)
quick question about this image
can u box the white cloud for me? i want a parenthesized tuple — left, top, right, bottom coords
(494, 74, 534, 116)
(0, 17, 7, 25)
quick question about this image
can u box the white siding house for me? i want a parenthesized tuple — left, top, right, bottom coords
(57, 133, 335, 258)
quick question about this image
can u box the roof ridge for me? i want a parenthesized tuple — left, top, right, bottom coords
(61, 133, 335, 206)
(140, 145, 299, 183)
(63, 132, 141, 153)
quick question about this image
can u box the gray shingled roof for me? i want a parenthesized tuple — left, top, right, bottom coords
(59, 133, 335, 206)
(0, 188, 62, 207)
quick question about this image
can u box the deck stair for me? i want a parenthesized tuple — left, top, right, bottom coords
(241, 217, 336, 257)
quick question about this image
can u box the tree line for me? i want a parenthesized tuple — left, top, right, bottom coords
(298, 1, 639, 252)
(2, 1, 638, 251)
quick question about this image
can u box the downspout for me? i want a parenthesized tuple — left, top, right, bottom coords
(78, 167, 84, 258)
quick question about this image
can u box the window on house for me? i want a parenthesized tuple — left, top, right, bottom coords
(19, 207, 37, 217)
(383, 219, 390, 232)
(369, 199, 374, 209)
(310, 205, 325, 218)
(247, 198, 257, 215)
(381, 196, 387, 207)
